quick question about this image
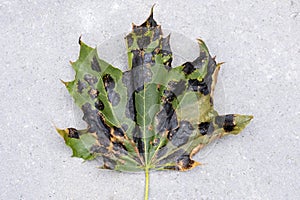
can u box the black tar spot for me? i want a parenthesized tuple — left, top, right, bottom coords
(198, 122, 214, 136)
(95, 99, 104, 111)
(188, 79, 209, 95)
(182, 62, 195, 75)
(77, 80, 87, 93)
(67, 128, 80, 139)
(84, 74, 98, 86)
(91, 56, 101, 72)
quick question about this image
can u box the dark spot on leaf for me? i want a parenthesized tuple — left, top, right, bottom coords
(67, 128, 80, 139)
(198, 122, 214, 136)
(90, 145, 108, 154)
(181, 53, 216, 98)
(91, 56, 101, 72)
(156, 146, 168, 158)
(215, 114, 235, 132)
(81, 103, 111, 147)
(160, 36, 173, 69)
(103, 74, 115, 90)
(95, 99, 104, 110)
(122, 66, 152, 90)
(137, 36, 151, 50)
(152, 138, 160, 146)
(199, 122, 209, 135)
(202, 56, 217, 94)
(162, 35, 171, 52)
(131, 50, 143, 68)
(123, 69, 149, 122)
(98, 134, 111, 148)
(153, 27, 162, 41)
(121, 124, 128, 131)
(200, 51, 208, 61)
(151, 47, 160, 57)
(126, 34, 133, 48)
(192, 51, 208, 68)
(163, 90, 176, 102)
(136, 85, 144, 92)
(108, 91, 121, 106)
(126, 95, 137, 121)
(84, 74, 98, 86)
(215, 116, 224, 127)
(177, 154, 195, 170)
(103, 156, 116, 169)
(88, 89, 99, 99)
(157, 149, 185, 165)
(133, 126, 145, 156)
(77, 80, 87, 93)
(223, 115, 235, 132)
(144, 52, 153, 64)
(103, 74, 120, 106)
(112, 141, 128, 155)
(167, 80, 186, 97)
(161, 50, 172, 69)
(168, 121, 194, 147)
(156, 101, 178, 132)
(188, 79, 209, 95)
(182, 62, 195, 75)
(113, 127, 125, 137)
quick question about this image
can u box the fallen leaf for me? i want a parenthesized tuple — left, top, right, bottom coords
(57, 6, 253, 200)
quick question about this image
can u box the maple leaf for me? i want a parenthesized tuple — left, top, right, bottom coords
(57, 6, 253, 200)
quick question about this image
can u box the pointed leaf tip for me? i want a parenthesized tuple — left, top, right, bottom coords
(236, 114, 253, 123)
(136, 5, 158, 29)
(150, 4, 156, 15)
(196, 38, 204, 44)
(230, 114, 253, 135)
(56, 127, 68, 138)
(196, 38, 209, 52)
(60, 79, 69, 87)
(217, 62, 225, 67)
(78, 35, 82, 45)
(132, 22, 137, 29)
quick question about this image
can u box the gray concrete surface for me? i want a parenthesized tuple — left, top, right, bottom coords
(1, 0, 299, 199)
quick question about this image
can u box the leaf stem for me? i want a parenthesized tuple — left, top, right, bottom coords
(144, 167, 149, 200)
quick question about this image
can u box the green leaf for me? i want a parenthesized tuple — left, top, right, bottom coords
(56, 6, 253, 200)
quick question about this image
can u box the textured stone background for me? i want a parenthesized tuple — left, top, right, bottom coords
(1, 0, 299, 199)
